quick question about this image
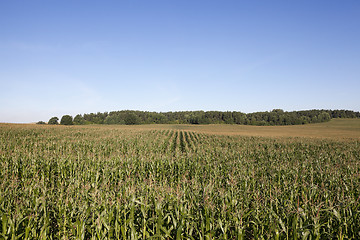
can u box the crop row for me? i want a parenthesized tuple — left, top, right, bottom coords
(0, 125, 359, 239)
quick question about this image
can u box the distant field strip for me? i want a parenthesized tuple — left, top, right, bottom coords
(0, 122, 360, 239)
(59, 118, 359, 140)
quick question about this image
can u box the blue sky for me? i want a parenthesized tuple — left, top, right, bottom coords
(1, 1, 359, 123)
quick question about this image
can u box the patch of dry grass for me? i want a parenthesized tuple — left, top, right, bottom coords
(1, 118, 359, 140)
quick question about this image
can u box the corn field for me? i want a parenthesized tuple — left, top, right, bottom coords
(1, 124, 360, 239)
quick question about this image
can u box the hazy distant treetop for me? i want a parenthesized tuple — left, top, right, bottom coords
(70, 109, 360, 126)
(73, 114, 85, 125)
(124, 113, 139, 125)
(272, 109, 284, 113)
(60, 115, 73, 125)
(48, 117, 59, 125)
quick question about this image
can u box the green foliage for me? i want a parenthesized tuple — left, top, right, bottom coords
(60, 115, 73, 125)
(73, 114, 85, 125)
(124, 113, 140, 125)
(1, 125, 359, 239)
(83, 112, 108, 124)
(77, 109, 360, 126)
(48, 116, 59, 125)
(104, 114, 125, 125)
(36, 121, 46, 124)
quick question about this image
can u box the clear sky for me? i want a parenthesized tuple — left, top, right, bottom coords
(1, 1, 359, 123)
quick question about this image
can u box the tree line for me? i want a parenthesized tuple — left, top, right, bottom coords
(39, 109, 360, 126)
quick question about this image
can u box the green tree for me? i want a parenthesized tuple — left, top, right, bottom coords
(124, 113, 139, 125)
(73, 114, 85, 125)
(48, 117, 59, 125)
(36, 121, 46, 125)
(60, 115, 73, 125)
(104, 114, 125, 125)
(318, 112, 331, 122)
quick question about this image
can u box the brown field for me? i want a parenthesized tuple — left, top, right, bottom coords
(2, 118, 359, 140)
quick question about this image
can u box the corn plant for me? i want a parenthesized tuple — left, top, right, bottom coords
(0, 124, 359, 239)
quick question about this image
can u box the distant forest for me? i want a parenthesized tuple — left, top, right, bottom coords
(44, 109, 360, 126)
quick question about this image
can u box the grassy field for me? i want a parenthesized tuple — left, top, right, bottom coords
(105, 118, 360, 139)
(1, 119, 359, 239)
